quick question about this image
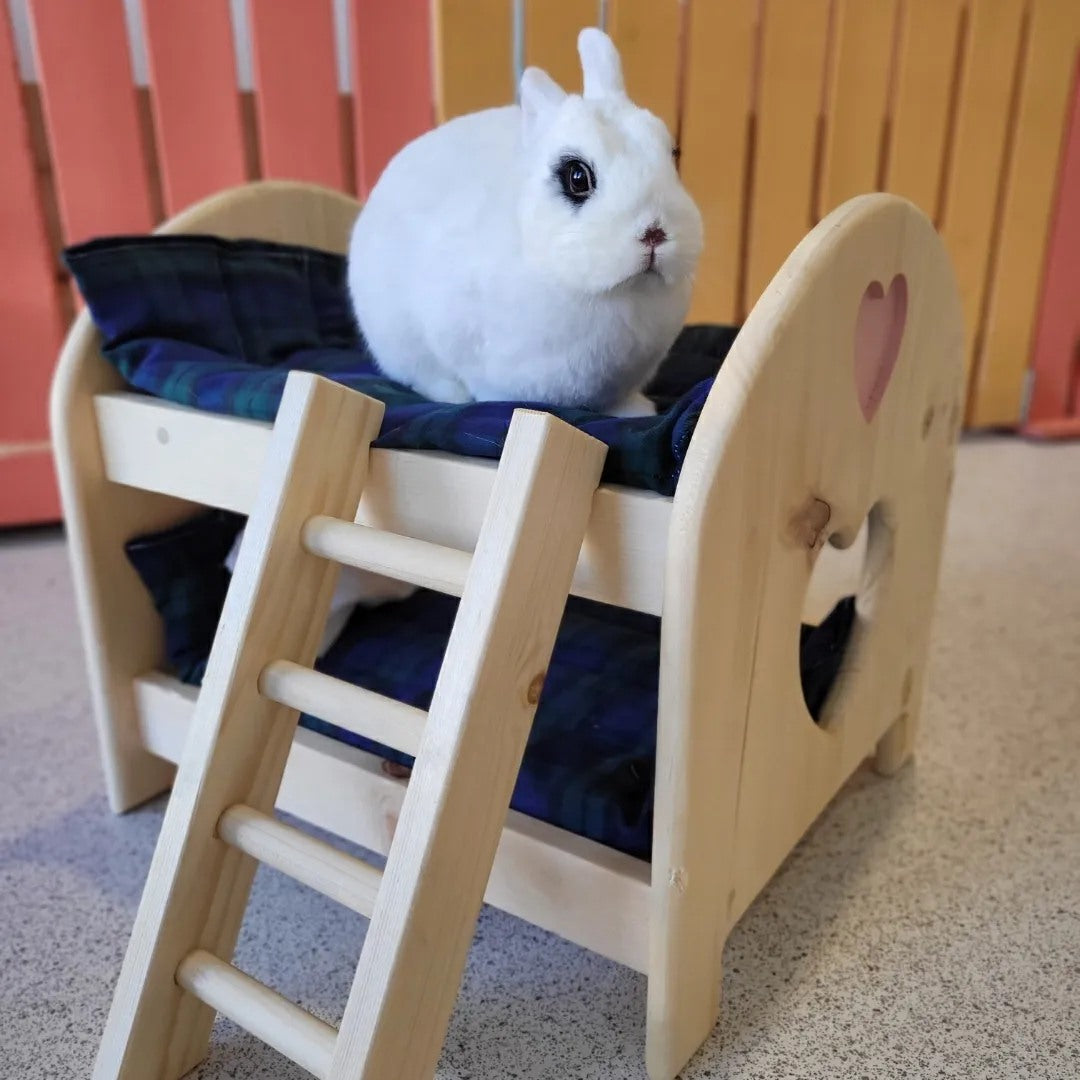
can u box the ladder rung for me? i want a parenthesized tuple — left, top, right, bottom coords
(303, 515, 471, 595)
(218, 805, 382, 916)
(260, 660, 426, 757)
(176, 950, 336, 1079)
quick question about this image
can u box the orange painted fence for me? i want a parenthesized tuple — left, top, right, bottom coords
(1024, 50, 1080, 437)
(1, 0, 1078, 525)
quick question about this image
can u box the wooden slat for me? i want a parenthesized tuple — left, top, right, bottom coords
(606, 0, 681, 133)
(351, 0, 434, 194)
(433, 0, 514, 122)
(680, 0, 756, 323)
(0, 3, 64, 493)
(218, 804, 383, 916)
(939, 0, 1027, 379)
(524, 0, 599, 91)
(140, 0, 247, 214)
(970, 4, 1080, 427)
(745, 0, 831, 308)
(259, 661, 427, 758)
(27, 0, 154, 241)
(1026, 47, 1080, 427)
(176, 951, 336, 1079)
(247, 0, 345, 189)
(818, 0, 897, 216)
(885, 0, 965, 218)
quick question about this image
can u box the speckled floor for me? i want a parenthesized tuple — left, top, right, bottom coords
(1, 436, 1078, 1079)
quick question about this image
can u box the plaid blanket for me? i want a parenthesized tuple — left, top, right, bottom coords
(126, 510, 856, 860)
(63, 234, 739, 496)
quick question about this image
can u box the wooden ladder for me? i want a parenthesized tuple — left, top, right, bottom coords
(94, 372, 606, 1080)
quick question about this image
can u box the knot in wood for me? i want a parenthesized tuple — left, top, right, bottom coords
(526, 671, 546, 705)
(788, 497, 832, 550)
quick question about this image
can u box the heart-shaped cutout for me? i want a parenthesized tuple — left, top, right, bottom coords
(854, 274, 907, 422)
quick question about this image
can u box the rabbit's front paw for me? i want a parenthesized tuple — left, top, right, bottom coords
(610, 391, 657, 418)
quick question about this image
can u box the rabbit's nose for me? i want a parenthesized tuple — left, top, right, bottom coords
(641, 223, 668, 248)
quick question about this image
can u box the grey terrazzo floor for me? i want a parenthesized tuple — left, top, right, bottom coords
(1, 435, 1078, 1079)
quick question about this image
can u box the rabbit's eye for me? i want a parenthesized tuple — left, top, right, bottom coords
(556, 157, 596, 204)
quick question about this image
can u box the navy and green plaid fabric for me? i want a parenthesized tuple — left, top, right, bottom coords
(125, 510, 855, 859)
(63, 234, 740, 496)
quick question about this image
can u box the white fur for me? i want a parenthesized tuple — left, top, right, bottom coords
(249, 30, 700, 650)
(224, 535, 415, 657)
(347, 28, 704, 413)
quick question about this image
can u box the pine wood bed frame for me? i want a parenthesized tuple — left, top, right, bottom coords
(51, 180, 963, 1079)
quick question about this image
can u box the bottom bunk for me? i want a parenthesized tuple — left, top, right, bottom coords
(124, 506, 858, 860)
(130, 669, 654, 973)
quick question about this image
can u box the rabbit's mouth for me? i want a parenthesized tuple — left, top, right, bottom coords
(607, 265, 666, 295)
(627, 259, 666, 286)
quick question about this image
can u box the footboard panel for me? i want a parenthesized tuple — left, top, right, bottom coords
(649, 193, 964, 1079)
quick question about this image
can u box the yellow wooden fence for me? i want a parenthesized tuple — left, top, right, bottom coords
(437, 0, 1080, 428)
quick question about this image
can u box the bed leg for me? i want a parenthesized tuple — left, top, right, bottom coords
(873, 707, 916, 776)
(872, 653, 927, 777)
(51, 314, 192, 813)
(646, 686, 736, 1079)
(645, 931, 725, 1080)
(61, 477, 188, 812)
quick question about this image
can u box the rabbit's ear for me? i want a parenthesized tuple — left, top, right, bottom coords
(578, 28, 625, 99)
(520, 66, 567, 137)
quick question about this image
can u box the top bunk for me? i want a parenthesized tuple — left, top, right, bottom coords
(92, 387, 673, 616)
(59, 181, 742, 618)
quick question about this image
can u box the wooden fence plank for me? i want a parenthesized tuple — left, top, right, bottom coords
(1, 10, 62, 524)
(745, 0, 831, 308)
(938, 0, 1026, 379)
(0, 4, 64, 477)
(680, 0, 756, 323)
(970, 4, 1080, 427)
(819, 0, 897, 217)
(606, 0, 681, 134)
(0, 450, 60, 527)
(885, 0, 964, 219)
(433, 0, 514, 122)
(351, 0, 434, 195)
(28, 0, 154, 241)
(247, 0, 345, 190)
(524, 0, 599, 92)
(141, 0, 247, 214)
(1026, 47, 1080, 427)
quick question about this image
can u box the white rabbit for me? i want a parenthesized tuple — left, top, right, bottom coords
(347, 28, 704, 417)
(225, 30, 705, 656)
